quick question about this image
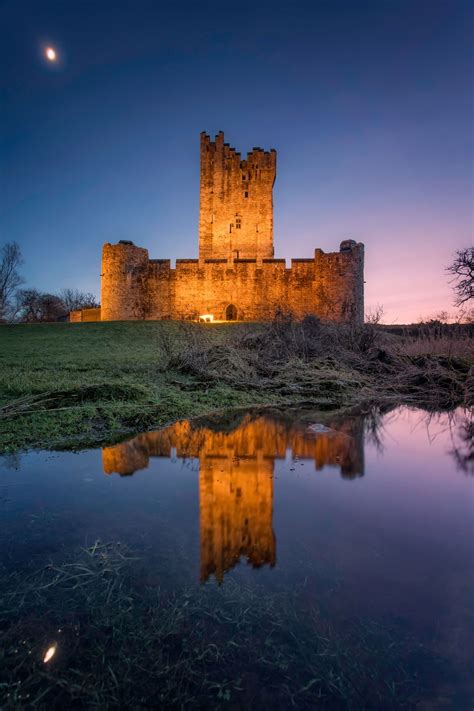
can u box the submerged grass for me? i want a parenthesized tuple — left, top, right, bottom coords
(0, 318, 472, 453)
(0, 541, 443, 710)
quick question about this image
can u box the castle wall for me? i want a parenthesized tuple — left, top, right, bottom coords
(199, 131, 276, 261)
(314, 243, 365, 321)
(101, 240, 364, 322)
(69, 307, 101, 322)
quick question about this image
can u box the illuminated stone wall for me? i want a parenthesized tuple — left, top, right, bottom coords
(100, 132, 365, 323)
(69, 307, 101, 322)
(101, 241, 364, 322)
(199, 131, 276, 261)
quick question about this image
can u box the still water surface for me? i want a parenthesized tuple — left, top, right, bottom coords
(1, 406, 473, 709)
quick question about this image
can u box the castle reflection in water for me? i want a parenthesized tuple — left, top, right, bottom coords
(102, 412, 364, 583)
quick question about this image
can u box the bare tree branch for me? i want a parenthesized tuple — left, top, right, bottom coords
(16, 289, 67, 322)
(447, 247, 474, 306)
(58, 288, 99, 312)
(0, 242, 24, 320)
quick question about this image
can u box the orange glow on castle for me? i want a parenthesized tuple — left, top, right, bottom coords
(71, 131, 364, 324)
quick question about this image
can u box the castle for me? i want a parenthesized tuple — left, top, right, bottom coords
(72, 131, 364, 322)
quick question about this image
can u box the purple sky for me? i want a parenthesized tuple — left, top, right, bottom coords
(1, 0, 472, 322)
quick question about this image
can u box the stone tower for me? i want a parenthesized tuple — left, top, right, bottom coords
(199, 131, 276, 262)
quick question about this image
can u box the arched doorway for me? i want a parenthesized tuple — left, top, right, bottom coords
(226, 304, 238, 321)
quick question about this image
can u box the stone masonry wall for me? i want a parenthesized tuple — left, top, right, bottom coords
(69, 307, 101, 322)
(101, 242, 150, 321)
(199, 132, 276, 261)
(101, 240, 364, 322)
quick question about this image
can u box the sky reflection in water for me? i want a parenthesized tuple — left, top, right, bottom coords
(1, 406, 473, 707)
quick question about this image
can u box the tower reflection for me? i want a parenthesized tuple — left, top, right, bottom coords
(102, 411, 364, 582)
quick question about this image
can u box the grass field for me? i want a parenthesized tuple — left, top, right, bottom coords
(0, 319, 472, 453)
(0, 322, 267, 452)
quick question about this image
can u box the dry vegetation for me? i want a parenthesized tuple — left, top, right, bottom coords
(0, 316, 472, 452)
(168, 313, 473, 410)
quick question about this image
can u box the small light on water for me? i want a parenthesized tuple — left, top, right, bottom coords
(43, 644, 57, 663)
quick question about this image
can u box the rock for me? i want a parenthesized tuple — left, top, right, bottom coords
(306, 423, 333, 434)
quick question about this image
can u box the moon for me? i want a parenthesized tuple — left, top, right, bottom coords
(45, 47, 57, 61)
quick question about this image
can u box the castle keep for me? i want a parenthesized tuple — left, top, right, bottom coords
(97, 131, 364, 323)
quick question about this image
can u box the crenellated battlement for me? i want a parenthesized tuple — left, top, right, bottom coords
(100, 238, 363, 322)
(201, 132, 276, 173)
(98, 131, 364, 324)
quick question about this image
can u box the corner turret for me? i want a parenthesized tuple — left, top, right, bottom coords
(101, 241, 149, 320)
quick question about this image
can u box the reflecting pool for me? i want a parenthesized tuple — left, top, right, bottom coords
(1, 406, 473, 708)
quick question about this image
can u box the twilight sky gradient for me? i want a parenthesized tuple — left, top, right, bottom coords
(1, 0, 472, 323)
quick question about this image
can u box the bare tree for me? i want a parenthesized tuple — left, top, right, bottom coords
(447, 247, 474, 306)
(365, 304, 384, 325)
(435, 310, 450, 324)
(459, 306, 474, 324)
(17, 289, 67, 322)
(40, 293, 68, 321)
(15, 287, 98, 323)
(0, 242, 24, 320)
(58, 288, 99, 312)
(16, 289, 42, 322)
